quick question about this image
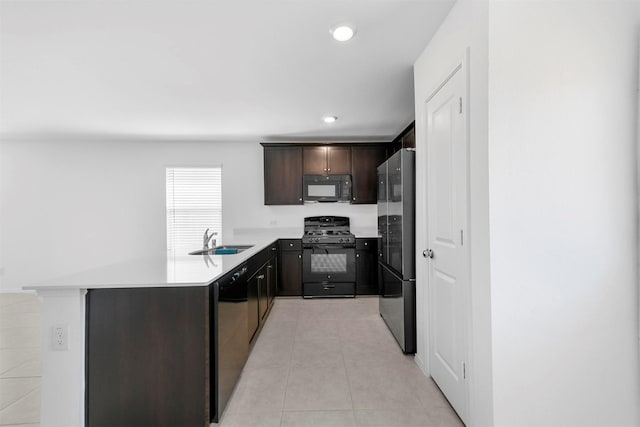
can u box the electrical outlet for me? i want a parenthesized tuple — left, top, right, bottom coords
(52, 325, 68, 351)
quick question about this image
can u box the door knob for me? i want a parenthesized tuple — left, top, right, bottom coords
(423, 249, 434, 259)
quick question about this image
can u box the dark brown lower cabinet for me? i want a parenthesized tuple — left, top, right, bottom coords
(86, 287, 209, 427)
(258, 269, 268, 321)
(249, 248, 278, 344)
(247, 272, 260, 343)
(266, 257, 277, 306)
(356, 238, 379, 295)
(278, 239, 302, 296)
(86, 242, 283, 427)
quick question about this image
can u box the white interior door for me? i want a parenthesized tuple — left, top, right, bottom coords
(425, 64, 469, 423)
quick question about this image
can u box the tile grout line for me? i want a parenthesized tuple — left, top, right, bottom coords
(278, 303, 297, 427)
(337, 304, 362, 426)
(0, 384, 40, 416)
(339, 328, 357, 425)
(0, 354, 41, 377)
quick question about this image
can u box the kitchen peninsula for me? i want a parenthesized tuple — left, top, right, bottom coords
(25, 231, 300, 427)
(25, 227, 379, 427)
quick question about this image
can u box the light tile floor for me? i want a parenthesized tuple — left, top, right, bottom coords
(0, 293, 463, 427)
(0, 293, 41, 427)
(219, 297, 464, 427)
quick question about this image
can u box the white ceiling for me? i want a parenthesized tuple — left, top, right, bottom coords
(0, 0, 455, 142)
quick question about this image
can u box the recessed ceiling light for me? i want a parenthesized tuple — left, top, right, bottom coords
(323, 115, 338, 124)
(330, 24, 356, 42)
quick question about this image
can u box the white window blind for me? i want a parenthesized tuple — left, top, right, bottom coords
(166, 167, 222, 252)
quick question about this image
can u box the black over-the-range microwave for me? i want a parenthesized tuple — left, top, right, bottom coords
(302, 174, 352, 202)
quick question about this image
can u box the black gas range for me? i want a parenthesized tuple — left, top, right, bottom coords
(302, 216, 355, 246)
(301, 216, 356, 298)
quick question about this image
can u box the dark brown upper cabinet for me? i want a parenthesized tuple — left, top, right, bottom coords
(351, 145, 387, 204)
(303, 146, 351, 175)
(302, 146, 326, 174)
(263, 146, 303, 205)
(327, 146, 351, 174)
(262, 142, 386, 205)
(403, 126, 415, 149)
(389, 121, 415, 155)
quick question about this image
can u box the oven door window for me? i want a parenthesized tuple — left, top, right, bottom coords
(303, 247, 356, 283)
(310, 252, 347, 273)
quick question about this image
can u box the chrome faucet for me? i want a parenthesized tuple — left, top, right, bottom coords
(203, 228, 217, 250)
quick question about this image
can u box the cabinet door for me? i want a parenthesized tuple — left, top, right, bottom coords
(247, 273, 260, 342)
(267, 259, 277, 306)
(303, 146, 327, 174)
(327, 146, 351, 174)
(351, 145, 387, 204)
(258, 269, 268, 321)
(264, 146, 303, 205)
(278, 251, 302, 296)
(356, 239, 379, 295)
(402, 126, 415, 149)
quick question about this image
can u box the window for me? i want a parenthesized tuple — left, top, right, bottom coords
(166, 167, 222, 252)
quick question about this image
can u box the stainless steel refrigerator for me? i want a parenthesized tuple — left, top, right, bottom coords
(377, 148, 415, 354)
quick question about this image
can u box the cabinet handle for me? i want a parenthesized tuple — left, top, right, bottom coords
(289, 243, 294, 247)
(272, 247, 277, 251)
(298, 254, 302, 259)
(299, 198, 302, 201)
(328, 168, 331, 172)
(352, 197, 356, 201)
(257, 275, 265, 280)
(356, 254, 360, 258)
(364, 242, 368, 246)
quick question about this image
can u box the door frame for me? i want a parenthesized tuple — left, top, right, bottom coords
(420, 50, 473, 424)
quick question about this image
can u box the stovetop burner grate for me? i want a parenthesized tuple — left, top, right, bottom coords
(302, 216, 355, 245)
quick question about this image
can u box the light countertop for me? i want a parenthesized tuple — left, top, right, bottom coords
(24, 227, 379, 291)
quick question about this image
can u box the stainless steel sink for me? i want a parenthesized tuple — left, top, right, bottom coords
(189, 245, 254, 255)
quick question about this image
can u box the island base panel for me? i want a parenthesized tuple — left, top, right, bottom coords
(86, 287, 209, 427)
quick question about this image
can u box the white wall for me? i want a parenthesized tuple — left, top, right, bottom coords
(0, 140, 376, 291)
(416, 0, 640, 426)
(413, 0, 493, 425)
(488, 1, 639, 426)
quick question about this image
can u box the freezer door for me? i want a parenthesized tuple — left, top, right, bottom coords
(386, 152, 404, 275)
(383, 150, 415, 280)
(400, 150, 415, 279)
(377, 162, 388, 265)
(378, 262, 416, 354)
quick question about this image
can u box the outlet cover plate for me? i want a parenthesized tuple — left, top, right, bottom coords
(52, 324, 68, 351)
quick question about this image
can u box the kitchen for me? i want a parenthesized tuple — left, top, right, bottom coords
(9, 135, 423, 426)
(1, 1, 640, 427)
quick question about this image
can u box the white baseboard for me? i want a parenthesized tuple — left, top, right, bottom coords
(0, 287, 35, 294)
(414, 352, 428, 376)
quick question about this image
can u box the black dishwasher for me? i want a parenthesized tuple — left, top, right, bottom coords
(211, 264, 249, 423)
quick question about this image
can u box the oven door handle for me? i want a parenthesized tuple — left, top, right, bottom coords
(310, 244, 354, 250)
